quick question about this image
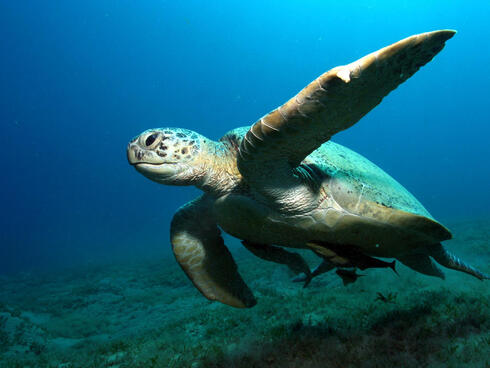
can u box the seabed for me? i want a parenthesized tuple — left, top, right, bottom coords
(1, 220, 489, 368)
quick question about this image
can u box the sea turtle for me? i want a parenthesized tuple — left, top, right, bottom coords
(127, 30, 489, 308)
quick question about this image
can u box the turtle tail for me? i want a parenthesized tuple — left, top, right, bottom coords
(430, 244, 489, 281)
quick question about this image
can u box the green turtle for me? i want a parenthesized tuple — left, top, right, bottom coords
(127, 30, 488, 308)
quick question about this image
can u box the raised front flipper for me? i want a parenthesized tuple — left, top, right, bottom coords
(238, 30, 455, 184)
(171, 195, 256, 308)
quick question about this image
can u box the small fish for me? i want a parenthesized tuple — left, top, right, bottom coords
(336, 269, 365, 286)
(357, 258, 398, 275)
(307, 241, 398, 275)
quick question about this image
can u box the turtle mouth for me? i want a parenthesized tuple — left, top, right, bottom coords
(132, 162, 177, 167)
(132, 161, 181, 181)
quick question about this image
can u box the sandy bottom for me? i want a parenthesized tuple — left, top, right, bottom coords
(0, 219, 489, 368)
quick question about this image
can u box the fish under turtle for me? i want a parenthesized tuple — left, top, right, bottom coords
(127, 30, 489, 308)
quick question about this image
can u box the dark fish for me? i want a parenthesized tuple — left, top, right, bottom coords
(336, 269, 365, 286)
(308, 241, 398, 275)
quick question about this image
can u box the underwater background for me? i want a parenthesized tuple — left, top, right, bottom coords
(0, 1, 489, 367)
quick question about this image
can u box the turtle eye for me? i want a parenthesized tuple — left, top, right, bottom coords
(145, 133, 159, 147)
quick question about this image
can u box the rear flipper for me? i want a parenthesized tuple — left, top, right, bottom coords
(242, 241, 312, 279)
(397, 252, 446, 279)
(429, 243, 489, 281)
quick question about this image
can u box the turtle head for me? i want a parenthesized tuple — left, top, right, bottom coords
(127, 127, 206, 186)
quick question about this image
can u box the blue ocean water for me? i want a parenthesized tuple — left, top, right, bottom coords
(2, 1, 489, 275)
(0, 1, 488, 273)
(1, 2, 489, 366)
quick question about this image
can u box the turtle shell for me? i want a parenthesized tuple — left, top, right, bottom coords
(302, 140, 452, 256)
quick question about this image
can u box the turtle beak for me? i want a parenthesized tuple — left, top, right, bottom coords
(127, 142, 139, 165)
(126, 143, 143, 165)
(126, 141, 164, 166)
(127, 140, 181, 183)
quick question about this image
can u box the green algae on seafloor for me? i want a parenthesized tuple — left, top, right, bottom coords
(0, 219, 488, 368)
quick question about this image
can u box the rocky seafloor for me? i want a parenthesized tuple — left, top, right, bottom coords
(0, 219, 489, 368)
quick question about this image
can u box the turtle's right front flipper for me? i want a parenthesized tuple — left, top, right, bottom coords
(238, 30, 456, 186)
(171, 195, 256, 308)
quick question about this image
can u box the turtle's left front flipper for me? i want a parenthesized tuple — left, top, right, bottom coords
(171, 195, 256, 308)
